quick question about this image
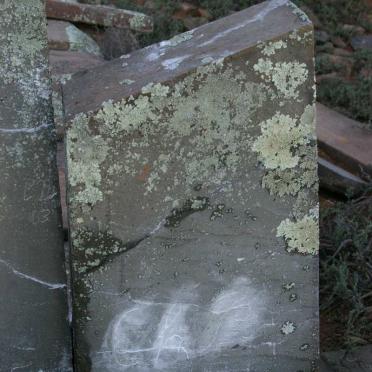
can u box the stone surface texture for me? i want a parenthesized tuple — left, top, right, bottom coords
(64, 0, 319, 370)
(0, 1, 72, 370)
(46, 0, 153, 32)
(47, 19, 102, 56)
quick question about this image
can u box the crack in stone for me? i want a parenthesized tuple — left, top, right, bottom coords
(79, 233, 153, 278)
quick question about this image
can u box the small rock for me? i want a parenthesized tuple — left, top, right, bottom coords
(360, 67, 372, 78)
(342, 24, 366, 35)
(333, 47, 353, 57)
(315, 30, 330, 44)
(351, 34, 372, 51)
(183, 16, 209, 31)
(317, 53, 353, 77)
(331, 36, 347, 49)
(316, 42, 334, 54)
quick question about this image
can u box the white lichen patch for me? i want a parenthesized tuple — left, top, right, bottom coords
(160, 31, 194, 48)
(277, 212, 319, 255)
(254, 58, 308, 99)
(287, 2, 311, 23)
(259, 40, 287, 56)
(119, 79, 135, 86)
(129, 13, 148, 31)
(254, 104, 317, 198)
(252, 112, 310, 170)
(0, 0, 51, 125)
(67, 60, 268, 207)
(281, 321, 296, 335)
(141, 82, 170, 97)
(66, 114, 110, 205)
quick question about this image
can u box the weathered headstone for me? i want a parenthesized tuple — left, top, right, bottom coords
(64, 0, 319, 370)
(0, 1, 72, 370)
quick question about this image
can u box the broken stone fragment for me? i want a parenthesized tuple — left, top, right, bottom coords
(64, 0, 319, 370)
(46, 0, 153, 32)
(47, 19, 102, 56)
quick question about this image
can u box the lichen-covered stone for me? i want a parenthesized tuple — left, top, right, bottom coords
(0, 1, 72, 370)
(64, 1, 319, 370)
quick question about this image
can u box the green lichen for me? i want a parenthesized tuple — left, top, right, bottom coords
(253, 59, 308, 100)
(119, 79, 135, 86)
(0, 0, 51, 126)
(164, 31, 194, 47)
(129, 13, 148, 31)
(67, 60, 267, 208)
(281, 321, 296, 335)
(254, 104, 317, 197)
(259, 40, 287, 56)
(0, 0, 46, 83)
(66, 114, 110, 205)
(277, 209, 319, 255)
(252, 113, 309, 170)
(287, 1, 311, 23)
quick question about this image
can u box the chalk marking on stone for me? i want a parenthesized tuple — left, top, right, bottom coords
(0, 122, 53, 134)
(11, 363, 33, 371)
(199, 0, 288, 47)
(149, 219, 164, 235)
(0, 259, 66, 290)
(97, 277, 266, 369)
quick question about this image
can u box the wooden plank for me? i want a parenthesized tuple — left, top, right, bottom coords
(316, 103, 372, 176)
(46, 0, 153, 32)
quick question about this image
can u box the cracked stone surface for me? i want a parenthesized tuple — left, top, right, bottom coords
(0, 1, 72, 370)
(64, 0, 319, 370)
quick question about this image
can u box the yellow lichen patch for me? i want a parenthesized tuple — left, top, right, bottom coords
(277, 211, 319, 255)
(253, 58, 308, 100)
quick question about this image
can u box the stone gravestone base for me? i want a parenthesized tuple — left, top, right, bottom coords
(64, 0, 319, 370)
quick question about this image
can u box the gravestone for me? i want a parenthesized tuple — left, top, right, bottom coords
(64, 0, 319, 370)
(0, 1, 72, 370)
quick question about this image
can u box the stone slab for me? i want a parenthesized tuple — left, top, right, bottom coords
(64, 1, 319, 370)
(0, 1, 72, 370)
(316, 103, 372, 177)
(47, 19, 102, 56)
(46, 0, 153, 32)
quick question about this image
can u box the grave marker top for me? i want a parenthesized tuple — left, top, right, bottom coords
(63, 0, 311, 119)
(64, 1, 318, 370)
